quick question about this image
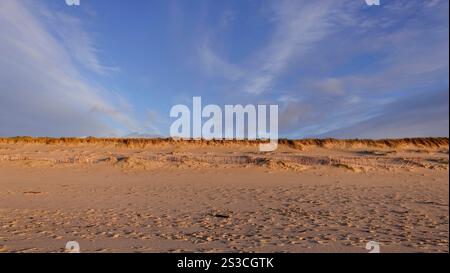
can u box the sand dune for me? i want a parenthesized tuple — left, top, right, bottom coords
(1, 136, 448, 149)
(0, 138, 448, 252)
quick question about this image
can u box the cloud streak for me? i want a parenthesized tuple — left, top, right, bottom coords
(320, 89, 449, 138)
(0, 0, 136, 137)
(198, 0, 337, 95)
(0, 0, 447, 139)
(195, 0, 448, 138)
(41, 10, 120, 76)
(243, 0, 335, 95)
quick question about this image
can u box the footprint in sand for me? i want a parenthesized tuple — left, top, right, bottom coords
(23, 191, 43, 195)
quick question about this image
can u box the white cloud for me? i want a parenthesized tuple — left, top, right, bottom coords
(0, 0, 137, 136)
(197, 0, 336, 95)
(41, 10, 120, 76)
(243, 0, 334, 95)
(198, 40, 244, 81)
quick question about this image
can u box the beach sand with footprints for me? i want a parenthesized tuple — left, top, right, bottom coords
(0, 137, 448, 253)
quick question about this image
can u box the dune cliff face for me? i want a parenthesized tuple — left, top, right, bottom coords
(0, 137, 448, 172)
(1, 137, 448, 171)
(0, 136, 448, 148)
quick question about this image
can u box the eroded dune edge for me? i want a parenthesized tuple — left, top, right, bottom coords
(0, 137, 448, 172)
(0, 137, 448, 253)
(1, 136, 448, 148)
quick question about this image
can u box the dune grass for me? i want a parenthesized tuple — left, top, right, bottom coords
(0, 136, 447, 149)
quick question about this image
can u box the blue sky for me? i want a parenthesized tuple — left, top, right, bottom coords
(0, 0, 448, 138)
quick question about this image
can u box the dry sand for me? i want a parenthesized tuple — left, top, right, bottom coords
(0, 138, 448, 253)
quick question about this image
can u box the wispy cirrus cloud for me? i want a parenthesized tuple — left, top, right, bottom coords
(198, 39, 244, 81)
(319, 89, 449, 139)
(198, 0, 336, 95)
(1, 0, 447, 139)
(195, 0, 448, 138)
(243, 0, 335, 95)
(41, 10, 120, 76)
(0, 0, 136, 137)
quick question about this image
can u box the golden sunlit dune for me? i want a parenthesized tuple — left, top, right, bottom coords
(0, 137, 448, 253)
(0, 136, 448, 148)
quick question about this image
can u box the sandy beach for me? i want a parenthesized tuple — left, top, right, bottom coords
(0, 138, 448, 253)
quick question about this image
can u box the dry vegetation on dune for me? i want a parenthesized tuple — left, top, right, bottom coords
(0, 136, 448, 253)
(1, 137, 447, 171)
(0, 136, 448, 150)
(279, 137, 449, 149)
